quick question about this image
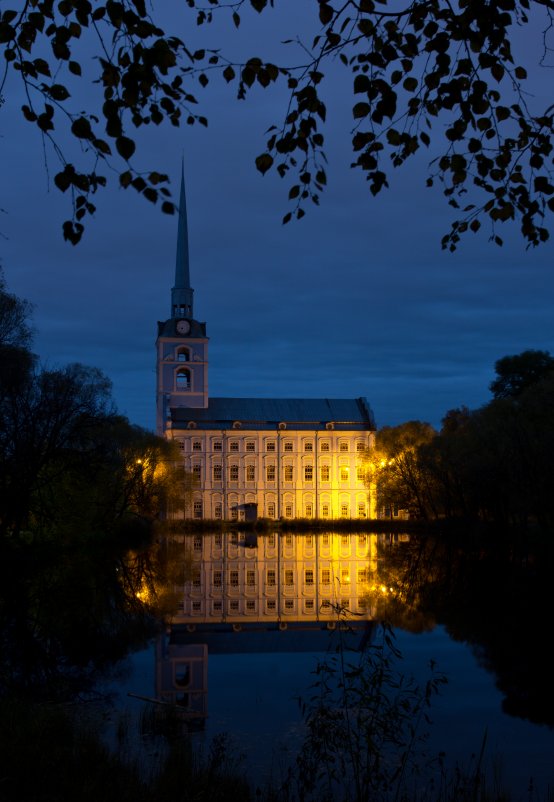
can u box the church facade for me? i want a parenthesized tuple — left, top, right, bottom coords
(156, 173, 377, 521)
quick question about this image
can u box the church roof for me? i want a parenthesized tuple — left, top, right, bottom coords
(170, 397, 376, 431)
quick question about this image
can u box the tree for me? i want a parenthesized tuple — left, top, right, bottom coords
(489, 348, 554, 399)
(1, 1, 554, 246)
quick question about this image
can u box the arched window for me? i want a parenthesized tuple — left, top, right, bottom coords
(176, 347, 190, 362)
(176, 368, 191, 390)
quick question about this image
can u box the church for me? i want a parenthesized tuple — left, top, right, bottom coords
(156, 172, 377, 521)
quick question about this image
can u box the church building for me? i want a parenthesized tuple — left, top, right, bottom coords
(156, 172, 377, 521)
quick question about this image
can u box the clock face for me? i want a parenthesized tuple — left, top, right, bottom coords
(176, 319, 191, 335)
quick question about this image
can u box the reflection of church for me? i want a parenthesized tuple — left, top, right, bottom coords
(156, 172, 377, 521)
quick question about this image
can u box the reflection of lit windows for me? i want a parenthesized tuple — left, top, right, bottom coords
(246, 441, 255, 452)
(230, 441, 239, 452)
(285, 534, 293, 546)
(192, 601, 201, 612)
(320, 465, 330, 481)
(285, 570, 294, 586)
(213, 464, 222, 481)
(305, 569, 314, 586)
(340, 442, 348, 452)
(321, 569, 331, 585)
(214, 503, 222, 519)
(322, 534, 330, 546)
(305, 599, 315, 611)
(340, 466, 349, 482)
(284, 465, 293, 481)
(246, 570, 256, 587)
(356, 441, 365, 452)
(321, 441, 330, 452)
(341, 504, 349, 517)
(322, 504, 330, 518)
(246, 600, 256, 612)
(246, 465, 255, 481)
(193, 440, 202, 451)
(358, 534, 366, 545)
(193, 501, 202, 519)
(266, 464, 276, 481)
(306, 535, 313, 547)
(192, 570, 201, 588)
(230, 571, 239, 587)
(266, 599, 276, 611)
(193, 536, 202, 551)
(285, 599, 294, 611)
(266, 569, 276, 587)
(229, 600, 239, 612)
(285, 504, 293, 517)
(215, 533, 223, 547)
(229, 464, 239, 481)
(266, 441, 276, 452)
(304, 465, 313, 481)
(304, 442, 313, 452)
(305, 503, 313, 518)
(284, 441, 293, 451)
(213, 570, 222, 588)
(268, 533, 276, 547)
(267, 503, 276, 519)
(213, 440, 222, 451)
(213, 600, 222, 613)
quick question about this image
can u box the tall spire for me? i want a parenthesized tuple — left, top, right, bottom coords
(171, 163, 194, 319)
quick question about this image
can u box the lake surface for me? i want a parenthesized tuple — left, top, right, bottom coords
(109, 531, 554, 798)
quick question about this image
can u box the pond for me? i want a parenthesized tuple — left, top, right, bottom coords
(107, 531, 554, 798)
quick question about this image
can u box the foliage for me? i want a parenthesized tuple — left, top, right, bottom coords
(2, 1, 554, 246)
(489, 348, 554, 399)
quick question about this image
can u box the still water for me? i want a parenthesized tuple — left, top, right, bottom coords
(110, 531, 554, 797)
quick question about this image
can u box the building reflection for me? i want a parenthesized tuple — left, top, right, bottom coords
(155, 532, 410, 725)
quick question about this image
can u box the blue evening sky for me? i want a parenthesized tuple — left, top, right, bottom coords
(2, 1, 553, 431)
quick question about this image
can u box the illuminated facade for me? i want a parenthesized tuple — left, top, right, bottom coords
(156, 173, 376, 520)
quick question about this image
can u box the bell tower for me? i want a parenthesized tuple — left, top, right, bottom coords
(156, 168, 209, 436)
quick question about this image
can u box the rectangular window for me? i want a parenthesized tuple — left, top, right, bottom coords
(215, 533, 223, 547)
(229, 464, 239, 481)
(305, 503, 313, 518)
(305, 535, 313, 547)
(285, 569, 294, 587)
(358, 568, 368, 583)
(322, 534, 330, 546)
(246, 570, 256, 587)
(266, 441, 276, 452)
(268, 533, 276, 547)
(192, 601, 201, 613)
(213, 570, 222, 588)
(321, 599, 331, 611)
(213, 600, 222, 613)
(284, 465, 293, 481)
(213, 440, 222, 451)
(214, 502, 222, 519)
(178, 440, 185, 452)
(305, 569, 314, 586)
(322, 569, 331, 585)
(341, 535, 349, 546)
(213, 464, 222, 481)
(304, 465, 313, 482)
(193, 501, 202, 519)
(193, 464, 202, 482)
(284, 442, 293, 451)
(246, 600, 256, 612)
(192, 569, 201, 588)
(305, 599, 315, 611)
(266, 569, 276, 587)
(358, 502, 366, 517)
(246, 465, 255, 481)
(229, 570, 239, 588)
(341, 568, 350, 584)
(285, 504, 293, 517)
(357, 466, 364, 481)
(322, 504, 330, 518)
(340, 466, 349, 482)
(341, 504, 349, 517)
(284, 599, 294, 611)
(340, 442, 348, 452)
(246, 441, 255, 451)
(356, 442, 365, 452)
(358, 534, 366, 545)
(193, 536, 202, 551)
(320, 465, 330, 481)
(266, 599, 276, 611)
(229, 600, 239, 612)
(266, 464, 276, 481)
(229, 441, 239, 452)
(230, 507, 238, 521)
(304, 442, 313, 452)
(285, 534, 293, 546)
(193, 440, 202, 451)
(267, 502, 275, 519)
(321, 441, 330, 452)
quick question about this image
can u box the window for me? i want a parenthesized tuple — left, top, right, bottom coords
(284, 599, 294, 611)
(213, 440, 222, 451)
(213, 570, 222, 588)
(340, 442, 348, 452)
(304, 465, 313, 482)
(192, 600, 201, 613)
(215, 534, 223, 548)
(176, 368, 190, 389)
(320, 465, 330, 481)
(246, 441, 255, 452)
(305, 569, 314, 586)
(358, 568, 368, 583)
(341, 568, 350, 584)
(340, 466, 349, 482)
(192, 569, 201, 588)
(322, 569, 331, 585)
(229, 464, 239, 481)
(356, 442, 366, 452)
(358, 502, 366, 518)
(357, 466, 364, 481)
(266, 441, 276, 452)
(193, 464, 202, 483)
(267, 570, 276, 587)
(266, 464, 276, 481)
(266, 599, 276, 611)
(213, 600, 222, 613)
(304, 442, 313, 452)
(178, 440, 185, 452)
(321, 441, 330, 452)
(322, 534, 330, 546)
(284, 442, 293, 451)
(341, 535, 349, 546)
(285, 504, 293, 517)
(177, 347, 189, 362)
(322, 504, 330, 518)
(285, 534, 293, 546)
(193, 440, 202, 451)
(230, 571, 239, 588)
(246, 465, 255, 481)
(230, 507, 238, 521)
(321, 599, 331, 611)
(193, 500, 202, 519)
(246, 570, 256, 587)
(305, 599, 315, 611)
(246, 600, 256, 612)
(305, 503, 313, 518)
(229, 600, 239, 612)
(193, 536, 202, 552)
(340, 503, 349, 517)
(213, 464, 222, 481)
(284, 465, 294, 482)
(267, 502, 275, 519)
(306, 535, 313, 547)
(285, 570, 294, 586)
(230, 441, 239, 452)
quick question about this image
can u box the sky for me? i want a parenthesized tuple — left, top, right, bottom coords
(2, 1, 554, 433)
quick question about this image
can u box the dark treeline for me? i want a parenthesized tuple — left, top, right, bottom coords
(370, 349, 554, 532)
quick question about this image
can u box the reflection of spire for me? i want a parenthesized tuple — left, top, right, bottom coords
(171, 163, 194, 319)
